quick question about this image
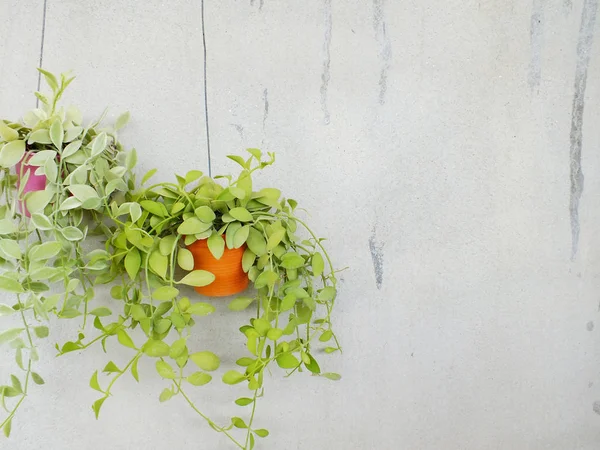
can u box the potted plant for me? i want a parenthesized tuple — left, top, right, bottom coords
(0, 70, 342, 449)
(79, 149, 342, 448)
(0, 69, 136, 437)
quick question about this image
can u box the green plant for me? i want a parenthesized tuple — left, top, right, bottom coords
(82, 149, 342, 448)
(0, 69, 136, 437)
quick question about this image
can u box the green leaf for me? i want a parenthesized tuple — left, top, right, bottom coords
(280, 252, 305, 269)
(34, 326, 49, 338)
(250, 434, 255, 450)
(0, 140, 25, 168)
(141, 168, 157, 185)
(236, 357, 254, 367)
(92, 397, 107, 419)
(31, 213, 53, 230)
(50, 119, 63, 150)
(0, 277, 24, 293)
(187, 302, 215, 316)
(233, 225, 250, 249)
(266, 328, 283, 341)
(117, 329, 136, 349)
(253, 318, 271, 336)
(207, 233, 225, 260)
(0, 219, 17, 235)
(318, 287, 337, 301)
(267, 229, 286, 250)
(159, 388, 173, 402)
(195, 206, 216, 222)
(227, 155, 248, 168)
(246, 228, 267, 256)
(142, 339, 170, 357)
(26, 190, 53, 214)
(276, 353, 300, 369)
(230, 186, 246, 199)
(231, 417, 247, 429)
(3, 417, 11, 437)
(90, 308, 112, 317)
(149, 250, 168, 279)
(169, 338, 187, 359)
(312, 252, 325, 277)
(156, 360, 176, 379)
(68, 184, 99, 202)
(115, 111, 130, 130)
(29, 241, 62, 261)
(0, 122, 18, 141)
(0, 239, 21, 259)
(222, 370, 245, 385)
(304, 354, 321, 374)
(131, 357, 140, 382)
(28, 129, 52, 144)
(90, 132, 107, 157)
(190, 351, 220, 371)
(242, 249, 255, 273)
(152, 286, 179, 301)
(177, 247, 194, 271)
(177, 270, 215, 287)
(102, 361, 122, 373)
(124, 248, 141, 280)
(38, 68, 59, 91)
(62, 140, 82, 158)
(60, 226, 84, 241)
(89, 371, 103, 392)
(228, 296, 255, 312)
(10, 375, 22, 393)
(140, 200, 166, 217)
(322, 372, 342, 381)
(177, 217, 211, 235)
(0, 304, 14, 316)
(187, 372, 212, 386)
(58, 196, 82, 211)
(229, 207, 253, 222)
(31, 372, 45, 385)
(254, 429, 269, 438)
(254, 270, 278, 289)
(235, 397, 254, 406)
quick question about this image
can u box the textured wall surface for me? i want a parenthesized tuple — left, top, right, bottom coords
(1, 1, 600, 449)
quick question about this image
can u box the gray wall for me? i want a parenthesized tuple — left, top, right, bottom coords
(1, 1, 600, 449)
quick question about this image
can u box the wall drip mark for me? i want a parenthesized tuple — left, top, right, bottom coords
(587, 321, 595, 331)
(568, 0, 598, 259)
(369, 226, 384, 290)
(231, 124, 244, 139)
(35, 0, 49, 107)
(374, 0, 392, 105)
(320, 0, 333, 125)
(528, 0, 545, 90)
(593, 401, 600, 415)
(263, 88, 269, 131)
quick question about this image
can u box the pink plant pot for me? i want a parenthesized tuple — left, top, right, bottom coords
(16, 153, 47, 217)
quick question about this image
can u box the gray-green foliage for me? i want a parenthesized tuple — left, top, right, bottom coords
(0, 69, 135, 437)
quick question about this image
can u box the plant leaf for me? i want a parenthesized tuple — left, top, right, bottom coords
(190, 351, 220, 371)
(177, 247, 194, 271)
(228, 296, 255, 312)
(156, 360, 176, 379)
(229, 207, 253, 222)
(207, 233, 225, 260)
(276, 353, 300, 369)
(0, 140, 25, 168)
(117, 329, 136, 349)
(187, 302, 215, 316)
(322, 372, 342, 381)
(124, 248, 141, 280)
(177, 270, 215, 287)
(142, 339, 170, 357)
(195, 206, 216, 223)
(152, 286, 179, 301)
(222, 370, 245, 385)
(159, 388, 173, 402)
(50, 119, 63, 150)
(25, 190, 53, 214)
(187, 372, 212, 386)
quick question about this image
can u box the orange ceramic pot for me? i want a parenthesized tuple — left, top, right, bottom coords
(187, 238, 249, 297)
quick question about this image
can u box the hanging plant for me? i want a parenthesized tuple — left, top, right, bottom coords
(0, 71, 341, 449)
(0, 69, 136, 437)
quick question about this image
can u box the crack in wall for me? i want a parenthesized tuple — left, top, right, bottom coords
(569, 0, 598, 259)
(35, 0, 48, 107)
(320, 0, 332, 125)
(201, 0, 212, 176)
(374, 0, 392, 105)
(528, 0, 545, 90)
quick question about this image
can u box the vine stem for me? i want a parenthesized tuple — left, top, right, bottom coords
(176, 382, 245, 449)
(244, 389, 260, 448)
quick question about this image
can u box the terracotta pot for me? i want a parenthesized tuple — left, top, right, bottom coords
(187, 238, 249, 297)
(16, 153, 47, 217)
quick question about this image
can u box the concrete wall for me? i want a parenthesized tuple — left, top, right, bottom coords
(1, 0, 600, 448)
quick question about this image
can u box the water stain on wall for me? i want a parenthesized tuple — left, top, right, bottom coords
(528, 0, 545, 90)
(373, 0, 392, 105)
(369, 226, 384, 290)
(263, 88, 269, 131)
(321, 0, 333, 125)
(593, 401, 600, 415)
(587, 320, 594, 331)
(569, 0, 598, 259)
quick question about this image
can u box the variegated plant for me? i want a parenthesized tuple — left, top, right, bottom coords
(0, 69, 136, 437)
